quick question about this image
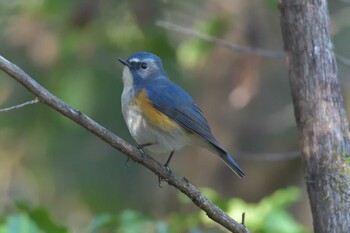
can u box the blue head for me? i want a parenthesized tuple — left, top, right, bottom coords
(118, 52, 167, 89)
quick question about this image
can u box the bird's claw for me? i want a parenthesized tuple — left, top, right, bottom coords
(126, 157, 131, 167)
(157, 176, 164, 188)
(137, 143, 153, 159)
(157, 165, 173, 188)
(139, 148, 147, 159)
(164, 165, 172, 176)
(182, 177, 189, 183)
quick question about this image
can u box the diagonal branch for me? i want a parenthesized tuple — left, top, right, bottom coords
(235, 150, 300, 161)
(0, 98, 40, 112)
(336, 54, 350, 66)
(156, 20, 350, 67)
(156, 20, 283, 58)
(0, 55, 249, 233)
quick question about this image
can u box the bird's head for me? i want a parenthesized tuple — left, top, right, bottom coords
(118, 52, 166, 88)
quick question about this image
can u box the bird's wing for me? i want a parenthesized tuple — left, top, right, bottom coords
(144, 78, 246, 178)
(144, 79, 219, 147)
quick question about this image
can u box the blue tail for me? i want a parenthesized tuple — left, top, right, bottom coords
(216, 147, 245, 178)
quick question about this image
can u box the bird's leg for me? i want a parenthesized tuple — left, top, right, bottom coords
(158, 150, 174, 187)
(126, 142, 155, 167)
(164, 150, 175, 168)
(137, 142, 155, 149)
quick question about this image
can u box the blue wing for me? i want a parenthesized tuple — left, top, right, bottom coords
(144, 78, 217, 145)
(144, 78, 246, 178)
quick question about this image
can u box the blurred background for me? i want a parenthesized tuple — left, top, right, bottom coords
(1, 0, 350, 232)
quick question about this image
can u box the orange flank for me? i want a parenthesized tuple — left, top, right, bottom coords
(133, 89, 180, 131)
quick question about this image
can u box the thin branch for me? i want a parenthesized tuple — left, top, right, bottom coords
(156, 20, 350, 67)
(0, 98, 40, 112)
(0, 55, 249, 233)
(336, 54, 350, 67)
(235, 151, 300, 161)
(156, 20, 283, 58)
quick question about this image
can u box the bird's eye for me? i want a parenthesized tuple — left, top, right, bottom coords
(141, 62, 148, 69)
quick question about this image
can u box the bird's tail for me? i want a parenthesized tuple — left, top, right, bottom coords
(214, 146, 246, 178)
(192, 136, 246, 178)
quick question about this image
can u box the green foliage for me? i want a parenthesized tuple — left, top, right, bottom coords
(86, 211, 159, 233)
(177, 16, 229, 69)
(0, 214, 43, 233)
(0, 202, 67, 233)
(198, 186, 308, 233)
(86, 214, 117, 233)
(0, 187, 308, 233)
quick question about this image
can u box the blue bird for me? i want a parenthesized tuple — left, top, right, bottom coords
(118, 52, 245, 180)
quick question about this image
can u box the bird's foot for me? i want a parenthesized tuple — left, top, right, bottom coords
(157, 164, 173, 188)
(139, 148, 148, 159)
(126, 157, 131, 167)
(136, 143, 154, 159)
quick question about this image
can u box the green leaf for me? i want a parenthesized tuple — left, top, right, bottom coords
(176, 16, 229, 69)
(0, 213, 43, 233)
(86, 214, 118, 233)
(117, 210, 153, 233)
(265, 209, 307, 233)
(16, 202, 68, 233)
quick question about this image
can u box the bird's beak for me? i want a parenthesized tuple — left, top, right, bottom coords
(117, 58, 130, 68)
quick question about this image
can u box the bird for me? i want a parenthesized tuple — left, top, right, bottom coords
(118, 51, 245, 182)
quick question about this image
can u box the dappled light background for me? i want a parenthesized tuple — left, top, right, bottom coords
(1, 0, 350, 232)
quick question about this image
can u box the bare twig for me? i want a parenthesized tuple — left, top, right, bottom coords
(336, 54, 350, 66)
(235, 150, 300, 161)
(0, 98, 40, 112)
(0, 54, 249, 233)
(156, 20, 283, 58)
(156, 20, 350, 67)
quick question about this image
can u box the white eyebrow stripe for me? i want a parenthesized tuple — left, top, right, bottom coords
(129, 58, 155, 63)
(129, 58, 140, 62)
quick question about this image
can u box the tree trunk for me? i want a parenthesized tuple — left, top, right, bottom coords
(279, 1, 350, 232)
